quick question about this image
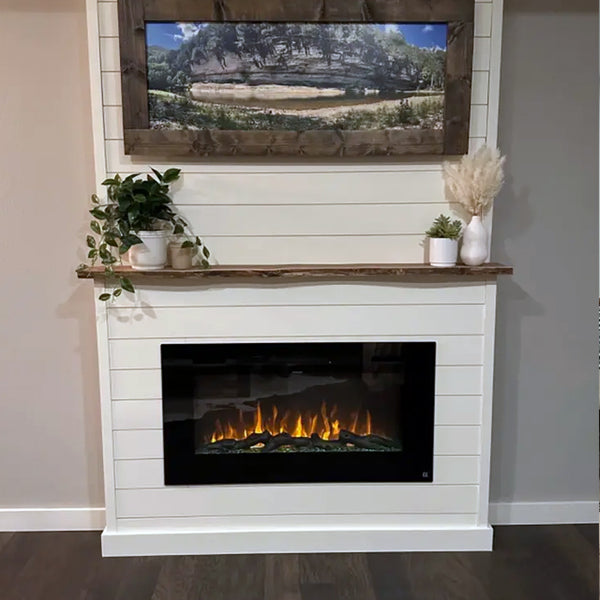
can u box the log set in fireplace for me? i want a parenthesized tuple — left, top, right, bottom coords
(162, 342, 435, 485)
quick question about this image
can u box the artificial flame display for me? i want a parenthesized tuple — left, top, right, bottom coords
(208, 401, 374, 444)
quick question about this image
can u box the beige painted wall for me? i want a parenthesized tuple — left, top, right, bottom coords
(0, 0, 103, 508)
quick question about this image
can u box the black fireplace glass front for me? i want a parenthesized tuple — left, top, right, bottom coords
(162, 342, 435, 485)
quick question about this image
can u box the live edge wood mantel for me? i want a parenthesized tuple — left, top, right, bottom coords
(77, 263, 513, 280)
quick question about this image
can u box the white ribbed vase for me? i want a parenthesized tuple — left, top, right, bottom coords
(460, 216, 488, 266)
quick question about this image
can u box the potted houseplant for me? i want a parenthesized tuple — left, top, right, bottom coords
(425, 214, 463, 267)
(443, 146, 506, 266)
(78, 168, 210, 301)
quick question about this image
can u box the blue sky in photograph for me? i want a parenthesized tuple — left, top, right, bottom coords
(146, 22, 447, 51)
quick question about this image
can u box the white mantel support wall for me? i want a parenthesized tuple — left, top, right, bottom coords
(86, 0, 505, 555)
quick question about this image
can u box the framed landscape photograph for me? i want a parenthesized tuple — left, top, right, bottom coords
(118, 1, 474, 157)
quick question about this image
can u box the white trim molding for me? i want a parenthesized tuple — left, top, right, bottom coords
(0, 508, 105, 532)
(102, 526, 494, 556)
(489, 501, 599, 525)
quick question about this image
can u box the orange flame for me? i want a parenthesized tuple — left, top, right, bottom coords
(209, 401, 374, 444)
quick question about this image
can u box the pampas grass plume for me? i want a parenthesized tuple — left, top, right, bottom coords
(443, 146, 506, 216)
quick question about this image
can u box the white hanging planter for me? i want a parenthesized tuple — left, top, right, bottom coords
(460, 216, 488, 266)
(429, 238, 458, 267)
(129, 230, 169, 271)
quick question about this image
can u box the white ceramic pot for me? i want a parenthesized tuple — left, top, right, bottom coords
(460, 215, 488, 266)
(429, 238, 458, 267)
(129, 230, 168, 270)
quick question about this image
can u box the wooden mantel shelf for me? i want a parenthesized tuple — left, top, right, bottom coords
(77, 263, 513, 280)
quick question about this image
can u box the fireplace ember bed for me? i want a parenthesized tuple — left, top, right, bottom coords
(162, 342, 435, 485)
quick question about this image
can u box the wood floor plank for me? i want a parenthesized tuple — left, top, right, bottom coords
(265, 554, 302, 600)
(150, 556, 199, 600)
(300, 554, 376, 600)
(113, 557, 164, 600)
(2, 532, 100, 600)
(0, 533, 14, 555)
(301, 582, 339, 600)
(368, 552, 492, 600)
(487, 526, 597, 600)
(0, 533, 40, 599)
(190, 554, 265, 600)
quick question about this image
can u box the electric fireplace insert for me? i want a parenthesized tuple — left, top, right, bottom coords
(162, 342, 435, 485)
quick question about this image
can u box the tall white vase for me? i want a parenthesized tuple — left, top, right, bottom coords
(460, 215, 488, 266)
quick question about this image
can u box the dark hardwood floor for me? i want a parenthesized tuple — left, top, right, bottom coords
(0, 525, 597, 599)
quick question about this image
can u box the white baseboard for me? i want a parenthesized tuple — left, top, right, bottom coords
(1, 502, 596, 534)
(0, 507, 105, 532)
(489, 501, 599, 525)
(102, 526, 494, 556)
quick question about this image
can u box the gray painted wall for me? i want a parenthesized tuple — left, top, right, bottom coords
(491, 0, 599, 503)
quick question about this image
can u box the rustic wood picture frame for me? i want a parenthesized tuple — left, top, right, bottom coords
(118, 0, 474, 157)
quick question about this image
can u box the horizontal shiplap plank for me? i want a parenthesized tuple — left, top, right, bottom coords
(108, 305, 485, 341)
(469, 137, 487, 153)
(435, 426, 481, 455)
(471, 71, 489, 106)
(113, 400, 162, 430)
(100, 36, 119, 72)
(110, 365, 482, 400)
(104, 106, 122, 140)
(109, 335, 484, 370)
(107, 282, 485, 309)
(111, 394, 482, 431)
(162, 235, 428, 264)
(469, 105, 488, 139)
(114, 455, 479, 489)
(474, 3, 493, 37)
(102, 72, 122, 106)
(473, 37, 491, 72)
(435, 396, 482, 425)
(116, 512, 478, 530)
(99, 168, 448, 206)
(98, 1, 119, 37)
(115, 484, 478, 518)
(112, 425, 481, 460)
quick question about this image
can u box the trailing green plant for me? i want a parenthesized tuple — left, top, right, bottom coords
(77, 168, 210, 301)
(425, 214, 463, 240)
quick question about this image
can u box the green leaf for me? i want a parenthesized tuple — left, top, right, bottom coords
(120, 277, 135, 293)
(126, 234, 143, 246)
(202, 246, 210, 258)
(105, 236, 119, 248)
(162, 168, 181, 184)
(101, 178, 116, 186)
(181, 240, 194, 249)
(99, 293, 111, 302)
(118, 244, 130, 255)
(150, 167, 164, 182)
(201, 259, 210, 269)
(113, 289, 122, 298)
(91, 194, 100, 205)
(173, 224, 184, 235)
(195, 236, 201, 246)
(90, 208, 107, 220)
(86, 235, 96, 249)
(88, 249, 98, 259)
(90, 221, 101, 234)
(133, 194, 146, 203)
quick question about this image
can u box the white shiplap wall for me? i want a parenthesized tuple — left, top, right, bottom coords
(86, 0, 504, 555)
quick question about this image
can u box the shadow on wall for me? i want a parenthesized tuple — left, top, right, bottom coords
(56, 284, 105, 507)
(491, 180, 544, 500)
